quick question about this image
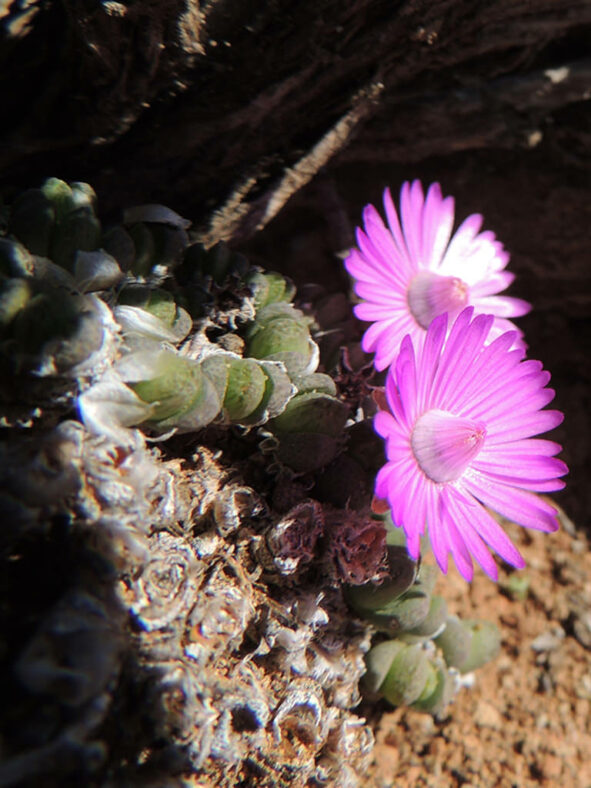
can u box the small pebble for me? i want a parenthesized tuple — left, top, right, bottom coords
(531, 626, 565, 652)
(573, 612, 591, 649)
(475, 700, 503, 729)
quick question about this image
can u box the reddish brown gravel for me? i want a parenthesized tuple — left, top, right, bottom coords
(368, 505, 591, 788)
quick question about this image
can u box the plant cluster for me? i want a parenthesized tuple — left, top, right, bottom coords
(0, 176, 567, 786)
(344, 180, 567, 709)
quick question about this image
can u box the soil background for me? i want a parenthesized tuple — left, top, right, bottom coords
(368, 512, 591, 788)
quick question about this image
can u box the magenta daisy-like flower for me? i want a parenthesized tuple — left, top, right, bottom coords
(345, 180, 531, 371)
(374, 307, 567, 581)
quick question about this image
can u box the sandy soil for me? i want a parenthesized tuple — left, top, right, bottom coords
(366, 506, 591, 788)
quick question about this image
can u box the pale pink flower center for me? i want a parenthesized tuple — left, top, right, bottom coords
(407, 271, 469, 329)
(411, 409, 487, 483)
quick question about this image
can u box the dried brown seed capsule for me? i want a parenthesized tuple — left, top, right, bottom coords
(266, 499, 324, 574)
(324, 509, 388, 586)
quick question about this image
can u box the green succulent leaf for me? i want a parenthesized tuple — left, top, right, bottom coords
(247, 317, 314, 366)
(247, 270, 296, 309)
(410, 662, 452, 714)
(222, 357, 268, 422)
(0, 278, 32, 330)
(50, 209, 102, 272)
(434, 615, 472, 671)
(272, 431, 343, 473)
(290, 372, 337, 396)
(269, 391, 348, 436)
(128, 351, 211, 424)
(380, 643, 432, 706)
(101, 225, 136, 271)
(435, 616, 500, 674)
(40, 178, 75, 220)
(364, 639, 406, 695)
(345, 546, 417, 614)
(127, 223, 157, 277)
(458, 620, 501, 674)
(402, 594, 448, 641)
(118, 286, 177, 326)
(11, 291, 104, 373)
(347, 562, 436, 634)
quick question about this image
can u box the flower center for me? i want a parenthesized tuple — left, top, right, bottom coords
(410, 409, 487, 483)
(407, 271, 469, 329)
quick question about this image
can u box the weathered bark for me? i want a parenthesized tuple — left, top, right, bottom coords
(1, 0, 590, 243)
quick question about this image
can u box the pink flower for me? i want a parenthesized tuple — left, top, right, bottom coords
(374, 307, 567, 581)
(345, 181, 530, 371)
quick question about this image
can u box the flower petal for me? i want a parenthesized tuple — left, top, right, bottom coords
(344, 182, 528, 367)
(463, 471, 560, 532)
(444, 487, 499, 580)
(373, 307, 566, 583)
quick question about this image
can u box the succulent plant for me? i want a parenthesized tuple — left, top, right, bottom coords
(175, 241, 251, 323)
(102, 202, 191, 277)
(265, 390, 350, 472)
(435, 616, 502, 674)
(359, 588, 499, 716)
(115, 285, 192, 344)
(9, 178, 103, 272)
(246, 268, 297, 310)
(246, 301, 319, 376)
(0, 177, 503, 787)
(364, 639, 454, 714)
(343, 517, 501, 716)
